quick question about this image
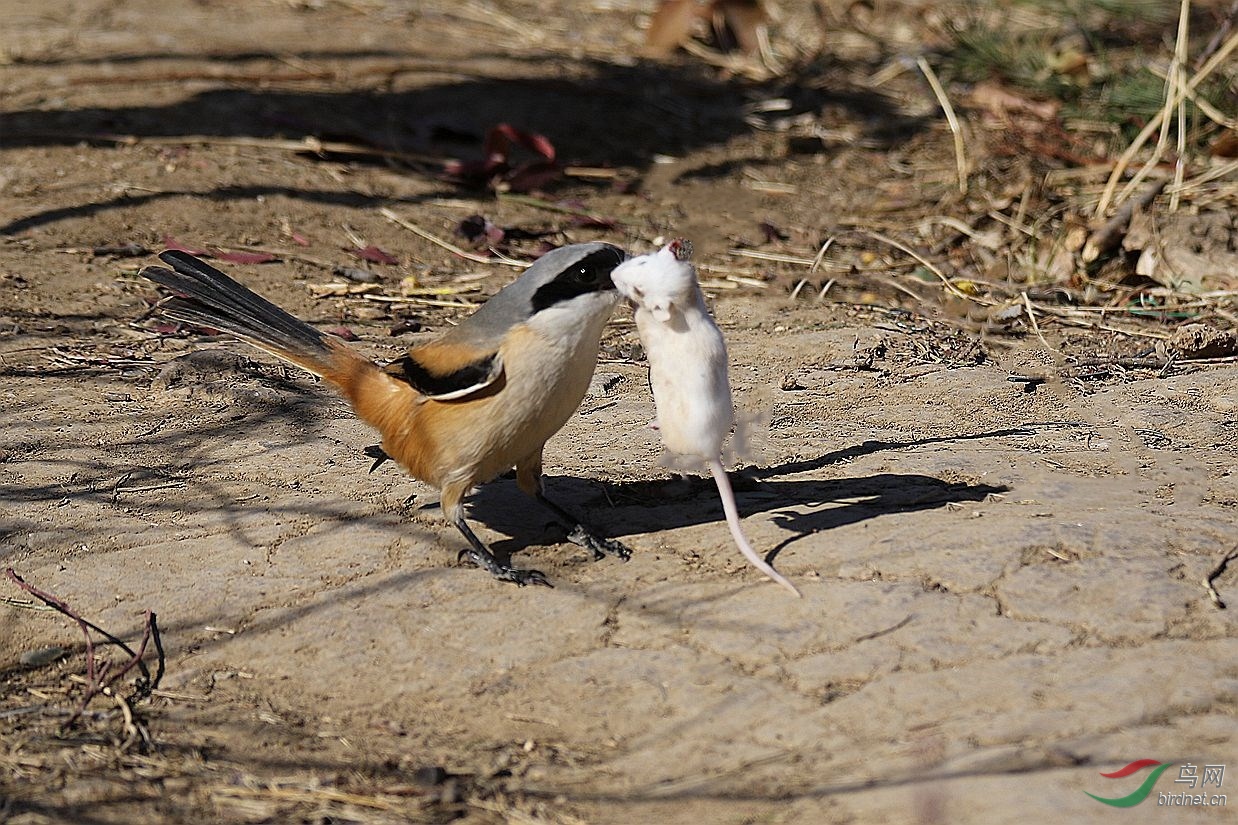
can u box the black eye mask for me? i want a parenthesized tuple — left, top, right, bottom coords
(530, 246, 624, 313)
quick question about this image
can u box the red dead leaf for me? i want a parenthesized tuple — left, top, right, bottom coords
(161, 236, 210, 256)
(503, 162, 562, 194)
(212, 250, 279, 265)
(348, 245, 399, 265)
(1210, 128, 1238, 158)
(160, 237, 278, 264)
(446, 124, 561, 192)
(325, 326, 359, 342)
(486, 123, 556, 163)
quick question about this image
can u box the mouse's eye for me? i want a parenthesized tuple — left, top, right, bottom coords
(631, 286, 645, 299)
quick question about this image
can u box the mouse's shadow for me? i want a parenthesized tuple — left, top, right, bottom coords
(469, 432, 1014, 564)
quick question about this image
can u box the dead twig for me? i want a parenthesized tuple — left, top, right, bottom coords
(5, 568, 163, 725)
(1203, 547, 1238, 609)
(1081, 177, 1168, 263)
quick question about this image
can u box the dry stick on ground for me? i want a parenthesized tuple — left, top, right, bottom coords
(5, 568, 164, 725)
(1081, 177, 1169, 263)
(1204, 547, 1238, 609)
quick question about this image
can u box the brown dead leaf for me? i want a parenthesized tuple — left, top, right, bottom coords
(645, 0, 706, 56)
(713, 0, 768, 55)
(1210, 128, 1238, 158)
(645, 0, 767, 57)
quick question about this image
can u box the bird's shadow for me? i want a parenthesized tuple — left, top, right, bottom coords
(472, 430, 1016, 563)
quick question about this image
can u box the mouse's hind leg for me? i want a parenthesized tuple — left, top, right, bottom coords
(516, 452, 631, 562)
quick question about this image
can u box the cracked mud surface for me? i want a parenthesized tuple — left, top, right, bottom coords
(2, 2, 1236, 823)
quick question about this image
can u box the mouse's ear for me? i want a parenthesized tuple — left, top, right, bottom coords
(649, 300, 673, 322)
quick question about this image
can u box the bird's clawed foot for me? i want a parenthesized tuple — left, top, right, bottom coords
(535, 492, 631, 562)
(457, 548, 552, 588)
(566, 526, 632, 562)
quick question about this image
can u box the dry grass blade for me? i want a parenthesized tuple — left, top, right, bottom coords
(1021, 292, 1058, 352)
(1095, 26, 1238, 217)
(1146, 63, 1237, 128)
(810, 237, 836, 273)
(380, 207, 516, 267)
(859, 231, 992, 305)
(917, 56, 968, 195)
(727, 247, 850, 272)
(1170, 0, 1191, 211)
(728, 248, 813, 266)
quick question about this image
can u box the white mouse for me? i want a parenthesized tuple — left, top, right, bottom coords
(612, 239, 801, 597)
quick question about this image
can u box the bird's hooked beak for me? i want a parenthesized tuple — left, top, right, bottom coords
(608, 251, 630, 289)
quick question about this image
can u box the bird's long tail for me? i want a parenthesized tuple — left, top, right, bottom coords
(708, 459, 802, 597)
(140, 250, 373, 389)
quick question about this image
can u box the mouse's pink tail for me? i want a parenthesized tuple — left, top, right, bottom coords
(708, 460, 802, 597)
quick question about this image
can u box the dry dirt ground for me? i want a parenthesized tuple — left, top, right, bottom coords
(2, 2, 1236, 823)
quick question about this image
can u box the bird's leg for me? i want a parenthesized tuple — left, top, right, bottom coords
(441, 483, 550, 587)
(516, 454, 631, 562)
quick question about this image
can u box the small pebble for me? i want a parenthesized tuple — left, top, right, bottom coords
(333, 265, 380, 284)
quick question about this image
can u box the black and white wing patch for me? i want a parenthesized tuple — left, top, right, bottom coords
(384, 346, 504, 400)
